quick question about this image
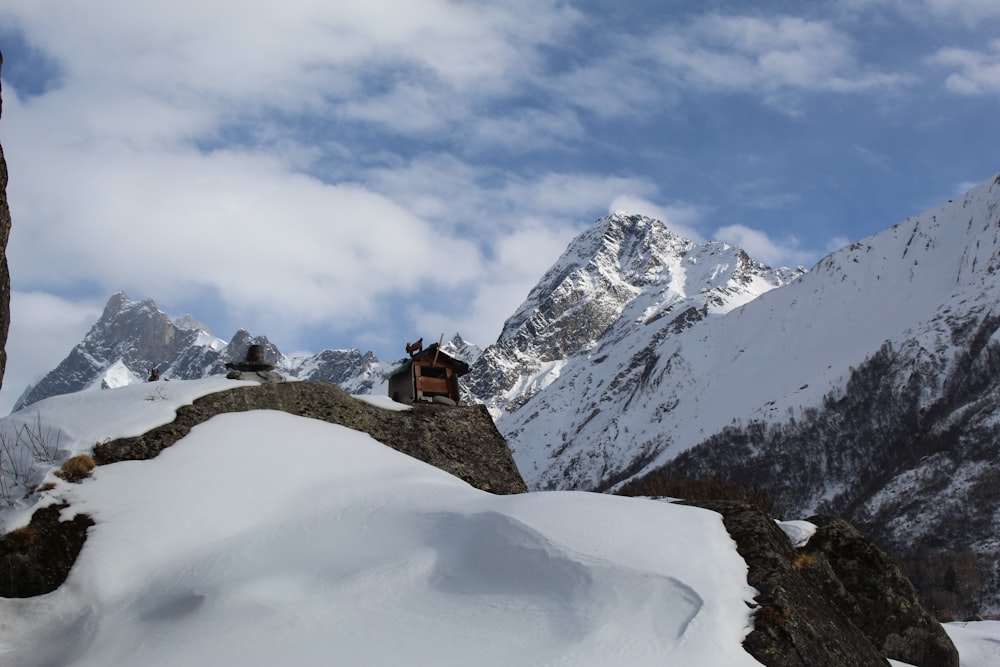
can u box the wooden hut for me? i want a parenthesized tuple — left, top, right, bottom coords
(388, 342, 470, 405)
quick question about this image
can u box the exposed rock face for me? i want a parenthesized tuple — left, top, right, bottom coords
(284, 347, 384, 393)
(224, 369, 287, 383)
(690, 500, 958, 667)
(92, 381, 527, 496)
(803, 516, 959, 667)
(0, 52, 11, 391)
(0, 503, 93, 598)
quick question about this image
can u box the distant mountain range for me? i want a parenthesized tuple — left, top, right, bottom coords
(13, 172, 1000, 619)
(11, 294, 480, 413)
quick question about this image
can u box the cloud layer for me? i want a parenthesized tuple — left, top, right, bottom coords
(0, 0, 998, 410)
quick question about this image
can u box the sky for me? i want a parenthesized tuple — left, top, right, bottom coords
(0, 0, 998, 407)
(0, 377, 996, 665)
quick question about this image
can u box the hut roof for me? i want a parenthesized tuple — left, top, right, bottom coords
(388, 343, 471, 378)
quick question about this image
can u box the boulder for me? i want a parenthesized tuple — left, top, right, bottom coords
(690, 500, 958, 667)
(802, 515, 959, 667)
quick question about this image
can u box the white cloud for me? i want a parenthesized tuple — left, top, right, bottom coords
(469, 108, 586, 153)
(0, 291, 103, 414)
(923, 0, 1000, 22)
(550, 43, 670, 120)
(929, 40, 1000, 94)
(847, 0, 1000, 25)
(2, 102, 484, 338)
(649, 13, 912, 102)
(0, 1, 580, 143)
(713, 224, 816, 268)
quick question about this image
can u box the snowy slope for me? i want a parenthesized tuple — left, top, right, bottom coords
(0, 379, 764, 667)
(496, 175, 1000, 493)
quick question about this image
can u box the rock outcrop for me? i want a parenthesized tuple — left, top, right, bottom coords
(93, 381, 527, 495)
(0, 52, 12, 391)
(691, 500, 959, 667)
(0, 503, 93, 598)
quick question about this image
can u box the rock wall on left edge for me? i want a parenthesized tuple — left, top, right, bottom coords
(0, 52, 13, 390)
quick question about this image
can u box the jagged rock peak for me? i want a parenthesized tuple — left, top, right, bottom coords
(224, 329, 282, 363)
(174, 314, 211, 333)
(441, 333, 483, 365)
(467, 211, 801, 418)
(499, 213, 690, 340)
(9, 292, 397, 410)
(12, 293, 223, 411)
(102, 290, 130, 315)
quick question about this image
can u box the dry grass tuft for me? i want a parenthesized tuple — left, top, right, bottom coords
(54, 454, 96, 483)
(792, 551, 816, 571)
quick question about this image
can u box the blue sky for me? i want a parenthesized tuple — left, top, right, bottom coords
(0, 0, 998, 410)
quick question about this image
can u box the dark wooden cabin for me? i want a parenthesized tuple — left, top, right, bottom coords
(388, 343, 470, 405)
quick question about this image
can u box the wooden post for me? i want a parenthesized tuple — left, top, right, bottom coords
(432, 333, 444, 366)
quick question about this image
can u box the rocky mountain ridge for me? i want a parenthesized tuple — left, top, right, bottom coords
(464, 213, 805, 417)
(12, 294, 484, 414)
(12, 295, 486, 412)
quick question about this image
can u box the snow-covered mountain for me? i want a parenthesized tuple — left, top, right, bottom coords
(474, 173, 1000, 618)
(476, 176, 1000, 490)
(464, 213, 804, 418)
(11, 293, 394, 411)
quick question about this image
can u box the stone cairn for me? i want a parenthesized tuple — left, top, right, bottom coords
(225, 344, 285, 383)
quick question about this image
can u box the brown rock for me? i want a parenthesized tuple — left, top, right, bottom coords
(802, 516, 959, 667)
(0, 503, 93, 597)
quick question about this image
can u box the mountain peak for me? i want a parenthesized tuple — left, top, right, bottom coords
(103, 290, 130, 313)
(467, 212, 796, 418)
